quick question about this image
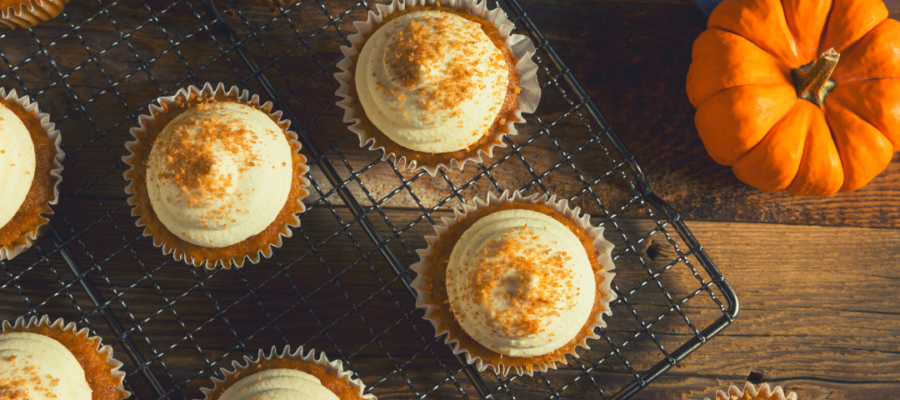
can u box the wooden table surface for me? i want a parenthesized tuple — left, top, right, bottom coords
(0, 1, 898, 399)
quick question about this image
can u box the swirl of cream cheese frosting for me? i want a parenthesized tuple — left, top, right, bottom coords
(445, 209, 596, 357)
(146, 101, 293, 248)
(219, 368, 339, 400)
(0, 332, 92, 400)
(0, 103, 36, 230)
(355, 10, 510, 153)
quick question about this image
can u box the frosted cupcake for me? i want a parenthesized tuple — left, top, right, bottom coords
(706, 383, 798, 400)
(197, 346, 375, 400)
(0, 315, 129, 400)
(0, 88, 64, 261)
(411, 190, 616, 376)
(336, 0, 541, 175)
(0, 0, 68, 29)
(123, 83, 310, 269)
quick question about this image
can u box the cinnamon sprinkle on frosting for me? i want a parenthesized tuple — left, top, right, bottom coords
(383, 14, 503, 123)
(151, 100, 261, 208)
(0, 356, 60, 399)
(466, 227, 574, 338)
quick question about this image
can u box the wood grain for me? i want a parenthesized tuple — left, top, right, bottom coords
(1, 0, 899, 399)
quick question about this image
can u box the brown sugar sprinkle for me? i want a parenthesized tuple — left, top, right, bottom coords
(382, 13, 505, 123)
(149, 100, 275, 229)
(152, 100, 263, 208)
(460, 226, 575, 338)
(0, 356, 61, 399)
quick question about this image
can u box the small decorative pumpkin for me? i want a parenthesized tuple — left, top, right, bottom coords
(687, 0, 900, 196)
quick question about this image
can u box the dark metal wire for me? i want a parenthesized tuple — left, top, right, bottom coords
(0, 0, 738, 399)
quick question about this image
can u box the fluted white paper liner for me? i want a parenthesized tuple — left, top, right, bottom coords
(335, 0, 541, 176)
(0, 0, 69, 29)
(123, 82, 310, 269)
(2, 315, 131, 400)
(0, 87, 65, 262)
(196, 345, 376, 400)
(410, 190, 616, 376)
(706, 382, 798, 400)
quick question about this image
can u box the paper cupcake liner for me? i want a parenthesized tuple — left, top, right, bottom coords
(196, 345, 376, 400)
(0, 87, 65, 262)
(122, 82, 310, 269)
(410, 190, 617, 376)
(334, 0, 541, 176)
(240, 0, 298, 7)
(706, 382, 798, 400)
(0, 0, 68, 29)
(2, 315, 131, 399)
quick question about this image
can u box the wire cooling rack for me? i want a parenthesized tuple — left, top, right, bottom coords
(0, 0, 738, 399)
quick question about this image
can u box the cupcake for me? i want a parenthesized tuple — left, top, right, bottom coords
(0, 88, 64, 262)
(0, 0, 68, 29)
(706, 383, 798, 400)
(0, 315, 129, 400)
(197, 346, 375, 400)
(410, 190, 616, 376)
(123, 83, 310, 269)
(335, 0, 541, 175)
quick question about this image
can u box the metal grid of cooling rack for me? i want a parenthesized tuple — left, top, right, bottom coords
(0, 0, 738, 399)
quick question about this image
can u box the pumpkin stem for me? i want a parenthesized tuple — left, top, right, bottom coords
(792, 48, 840, 107)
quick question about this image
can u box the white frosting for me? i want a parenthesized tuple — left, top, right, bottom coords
(0, 332, 92, 400)
(356, 10, 510, 153)
(446, 209, 596, 357)
(146, 102, 293, 248)
(0, 103, 36, 230)
(219, 368, 339, 400)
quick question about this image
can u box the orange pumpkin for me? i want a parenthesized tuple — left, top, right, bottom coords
(686, 0, 900, 196)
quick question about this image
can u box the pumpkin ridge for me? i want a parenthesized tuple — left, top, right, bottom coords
(708, 0, 803, 64)
(820, 0, 889, 54)
(826, 89, 895, 149)
(686, 28, 794, 106)
(709, 27, 798, 73)
(731, 101, 809, 192)
(781, 0, 833, 63)
(695, 84, 797, 165)
(783, 131, 811, 192)
(778, 0, 804, 62)
(783, 131, 828, 196)
(814, 1, 836, 59)
(706, 26, 785, 61)
(695, 83, 789, 110)
(821, 99, 892, 192)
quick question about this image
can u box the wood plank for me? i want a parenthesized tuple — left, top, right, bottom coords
(2, 1, 900, 399)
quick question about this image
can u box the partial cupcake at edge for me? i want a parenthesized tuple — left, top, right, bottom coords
(706, 383, 798, 400)
(0, 88, 64, 261)
(0, 0, 69, 29)
(196, 346, 375, 400)
(123, 83, 310, 269)
(411, 190, 616, 376)
(0, 315, 130, 400)
(335, 0, 541, 175)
